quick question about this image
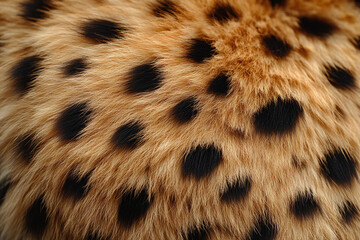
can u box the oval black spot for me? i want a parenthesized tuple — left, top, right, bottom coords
(25, 196, 48, 236)
(324, 66, 355, 90)
(208, 4, 239, 23)
(262, 35, 291, 58)
(11, 55, 43, 95)
(186, 39, 216, 63)
(182, 145, 222, 180)
(57, 102, 92, 141)
(62, 171, 91, 201)
(20, 0, 53, 22)
(126, 63, 164, 93)
(172, 97, 199, 123)
(269, 0, 286, 6)
(320, 149, 357, 186)
(339, 201, 358, 223)
(112, 121, 144, 150)
(299, 16, 336, 38)
(220, 176, 251, 203)
(247, 215, 277, 240)
(0, 179, 11, 206)
(183, 223, 210, 240)
(254, 98, 303, 135)
(118, 188, 152, 227)
(63, 58, 88, 77)
(207, 73, 231, 96)
(81, 19, 126, 43)
(290, 191, 320, 219)
(16, 134, 40, 163)
(152, 0, 178, 17)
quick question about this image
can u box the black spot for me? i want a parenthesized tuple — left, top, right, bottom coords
(220, 176, 251, 203)
(112, 121, 144, 150)
(126, 63, 164, 93)
(254, 97, 303, 135)
(11, 55, 43, 95)
(339, 201, 358, 223)
(290, 191, 320, 219)
(182, 145, 222, 180)
(118, 188, 152, 227)
(207, 73, 231, 96)
(247, 215, 277, 240)
(152, 0, 178, 17)
(16, 134, 40, 163)
(186, 38, 216, 63)
(0, 179, 11, 206)
(81, 19, 126, 43)
(299, 16, 336, 38)
(62, 171, 91, 201)
(262, 35, 291, 58)
(355, 0, 360, 7)
(183, 223, 210, 240)
(20, 0, 53, 22)
(172, 97, 199, 123)
(208, 4, 239, 23)
(324, 66, 355, 90)
(269, 0, 286, 6)
(25, 196, 48, 236)
(57, 102, 92, 141)
(63, 58, 88, 77)
(320, 149, 357, 186)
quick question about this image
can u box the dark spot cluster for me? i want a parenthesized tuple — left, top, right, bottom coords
(220, 176, 251, 203)
(81, 19, 126, 44)
(16, 134, 41, 163)
(172, 97, 199, 124)
(11, 55, 43, 95)
(112, 121, 145, 150)
(62, 171, 91, 201)
(254, 98, 303, 135)
(262, 35, 291, 58)
(298, 16, 336, 38)
(152, 0, 178, 17)
(186, 38, 216, 63)
(290, 191, 320, 219)
(63, 58, 88, 77)
(208, 3, 240, 23)
(324, 66, 355, 90)
(339, 201, 358, 223)
(25, 196, 48, 236)
(207, 73, 231, 96)
(20, 0, 53, 22)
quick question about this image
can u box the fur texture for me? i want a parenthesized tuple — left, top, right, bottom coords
(1, 0, 360, 239)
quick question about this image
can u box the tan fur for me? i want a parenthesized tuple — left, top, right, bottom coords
(0, 0, 360, 239)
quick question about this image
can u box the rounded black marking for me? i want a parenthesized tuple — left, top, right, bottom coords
(57, 102, 92, 141)
(324, 66, 355, 90)
(320, 149, 357, 186)
(269, 0, 286, 6)
(186, 38, 216, 63)
(0, 179, 11, 206)
(112, 121, 144, 150)
(262, 35, 291, 58)
(254, 97, 303, 135)
(299, 16, 336, 38)
(208, 73, 231, 96)
(11, 55, 43, 95)
(339, 201, 358, 223)
(62, 171, 91, 200)
(183, 223, 210, 240)
(172, 97, 199, 123)
(16, 134, 40, 163)
(63, 58, 88, 77)
(220, 176, 251, 203)
(126, 62, 164, 93)
(25, 196, 48, 236)
(152, 0, 178, 17)
(182, 145, 222, 180)
(118, 188, 152, 227)
(20, 0, 53, 22)
(290, 191, 320, 219)
(81, 19, 126, 43)
(247, 215, 277, 240)
(208, 3, 239, 23)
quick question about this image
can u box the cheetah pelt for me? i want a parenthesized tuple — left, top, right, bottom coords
(1, 0, 360, 239)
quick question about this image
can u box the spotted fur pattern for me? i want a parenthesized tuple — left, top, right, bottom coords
(1, 0, 360, 239)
